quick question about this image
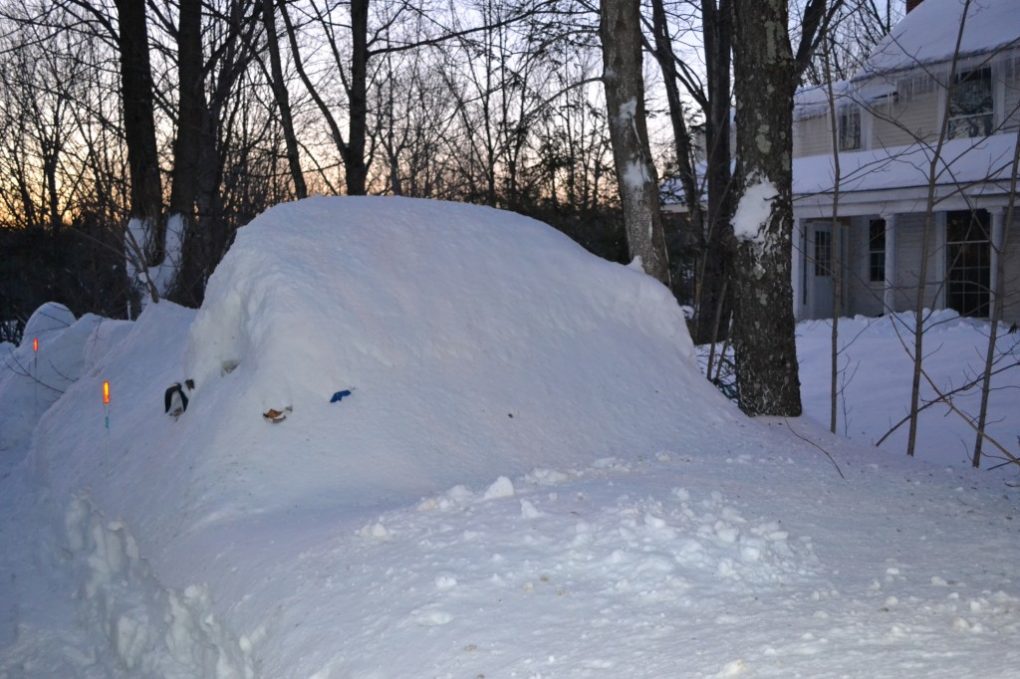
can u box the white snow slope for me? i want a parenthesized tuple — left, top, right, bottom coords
(2, 196, 1019, 678)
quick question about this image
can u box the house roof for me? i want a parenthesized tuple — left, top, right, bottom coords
(790, 131, 1019, 218)
(793, 132, 1018, 196)
(857, 0, 1020, 78)
(662, 132, 1018, 214)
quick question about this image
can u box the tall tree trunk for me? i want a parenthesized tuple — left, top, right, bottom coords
(823, 39, 842, 434)
(170, 0, 203, 219)
(263, 0, 307, 199)
(598, 0, 671, 286)
(347, 0, 369, 195)
(649, 0, 701, 294)
(167, 0, 205, 306)
(697, 0, 734, 346)
(730, 0, 802, 416)
(114, 0, 163, 268)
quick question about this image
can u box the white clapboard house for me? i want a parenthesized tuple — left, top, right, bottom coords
(791, 0, 1020, 323)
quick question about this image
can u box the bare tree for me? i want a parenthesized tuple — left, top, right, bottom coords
(729, 0, 837, 416)
(598, 0, 670, 285)
(261, 0, 307, 199)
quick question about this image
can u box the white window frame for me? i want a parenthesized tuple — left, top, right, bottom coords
(946, 64, 995, 139)
(837, 104, 862, 151)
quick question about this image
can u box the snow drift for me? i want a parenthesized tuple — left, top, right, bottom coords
(0, 303, 129, 455)
(30, 196, 735, 565)
(176, 196, 729, 516)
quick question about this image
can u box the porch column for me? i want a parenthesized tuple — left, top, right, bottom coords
(882, 213, 897, 314)
(792, 218, 804, 320)
(990, 207, 1005, 312)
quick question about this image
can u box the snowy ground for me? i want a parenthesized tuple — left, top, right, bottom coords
(797, 313, 1020, 469)
(2, 197, 1018, 678)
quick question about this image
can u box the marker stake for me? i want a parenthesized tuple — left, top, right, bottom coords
(102, 380, 111, 431)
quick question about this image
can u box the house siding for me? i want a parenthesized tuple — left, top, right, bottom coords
(794, 114, 832, 158)
(1003, 56, 1020, 131)
(871, 88, 939, 149)
(890, 212, 942, 312)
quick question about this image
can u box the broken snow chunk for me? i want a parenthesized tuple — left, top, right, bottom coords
(358, 522, 392, 540)
(931, 576, 949, 587)
(671, 487, 691, 502)
(644, 513, 667, 529)
(525, 468, 569, 486)
(717, 558, 737, 578)
(717, 658, 748, 677)
(414, 609, 453, 626)
(484, 476, 515, 500)
(714, 522, 739, 544)
(434, 574, 458, 590)
(520, 500, 543, 519)
(952, 617, 971, 632)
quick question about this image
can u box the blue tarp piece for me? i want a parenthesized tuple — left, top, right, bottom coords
(330, 389, 352, 403)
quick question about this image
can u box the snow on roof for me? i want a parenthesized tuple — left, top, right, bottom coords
(793, 131, 1018, 196)
(794, 79, 898, 120)
(794, 80, 852, 121)
(858, 0, 1020, 78)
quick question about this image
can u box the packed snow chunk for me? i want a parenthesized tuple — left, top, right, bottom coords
(520, 499, 543, 519)
(484, 476, 515, 500)
(181, 196, 727, 511)
(358, 522, 392, 540)
(732, 178, 776, 244)
(22, 301, 75, 340)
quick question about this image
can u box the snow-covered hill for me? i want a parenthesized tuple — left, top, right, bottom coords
(1, 197, 1018, 677)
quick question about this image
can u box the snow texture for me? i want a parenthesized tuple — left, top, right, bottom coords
(732, 178, 776, 243)
(860, 0, 1019, 76)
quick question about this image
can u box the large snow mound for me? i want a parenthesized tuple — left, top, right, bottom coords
(180, 196, 726, 511)
(32, 197, 733, 553)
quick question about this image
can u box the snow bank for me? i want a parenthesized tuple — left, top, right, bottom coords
(8, 198, 1020, 678)
(173, 196, 724, 518)
(30, 196, 735, 574)
(0, 303, 130, 456)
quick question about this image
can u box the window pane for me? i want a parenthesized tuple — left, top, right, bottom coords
(949, 68, 993, 139)
(839, 107, 861, 151)
(869, 219, 885, 282)
(946, 210, 990, 317)
(815, 230, 831, 276)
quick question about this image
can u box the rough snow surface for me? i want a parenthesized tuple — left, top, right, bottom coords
(2, 198, 1019, 677)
